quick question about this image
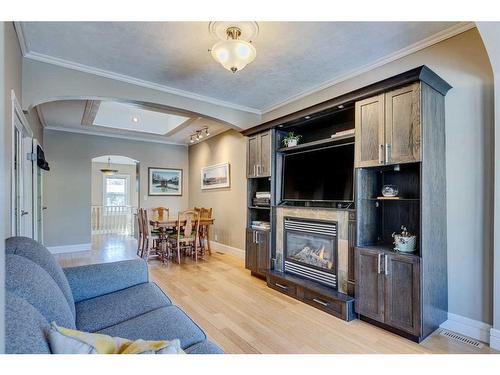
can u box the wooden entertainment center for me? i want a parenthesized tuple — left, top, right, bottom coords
(242, 66, 451, 342)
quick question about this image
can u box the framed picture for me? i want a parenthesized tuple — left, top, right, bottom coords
(201, 162, 230, 190)
(148, 168, 182, 196)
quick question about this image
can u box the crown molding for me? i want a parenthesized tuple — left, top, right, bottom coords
(14, 22, 261, 115)
(44, 125, 188, 147)
(260, 22, 476, 114)
(15, 21, 476, 118)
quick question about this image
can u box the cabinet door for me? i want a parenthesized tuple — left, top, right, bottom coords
(355, 94, 385, 168)
(245, 228, 257, 270)
(354, 247, 385, 322)
(247, 135, 260, 178)
(385, 83, 421, 165)
(384, 253, 421, 336)
(256, 231, 270, 273)
(258, 131, 272, 177)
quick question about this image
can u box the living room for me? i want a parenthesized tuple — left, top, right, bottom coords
(2, 1, 500, 372)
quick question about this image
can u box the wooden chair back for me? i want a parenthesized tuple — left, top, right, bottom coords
(194, 207, 212, 219)
(176, 210, 200, 240)
(152, 207, 169, 221)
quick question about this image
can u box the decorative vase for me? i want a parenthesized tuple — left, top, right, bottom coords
(393, 234, 417, 253)
(287, 139, 298, 147)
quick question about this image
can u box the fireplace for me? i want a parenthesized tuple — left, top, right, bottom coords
(284, 217, 338, 288)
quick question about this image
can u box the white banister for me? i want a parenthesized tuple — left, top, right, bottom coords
(91, 206, 137, 235)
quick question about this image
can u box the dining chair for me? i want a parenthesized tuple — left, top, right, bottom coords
(141, 208, 168, 262)
(152, 207, 169, 221)
(194, 207, 212, 255)
(136, 209, 144, 257)
(168, 210, 201, 264)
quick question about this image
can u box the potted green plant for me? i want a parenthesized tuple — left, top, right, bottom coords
(282, 132, 302, 147)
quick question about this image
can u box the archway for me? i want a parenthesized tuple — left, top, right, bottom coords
(90, 155, 140, 239)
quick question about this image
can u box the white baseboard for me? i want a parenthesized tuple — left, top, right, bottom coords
(440, 312, 492, 343)
(490, 328, 500, 351)
(47, 243, 92, 254)
(209, 241, 245, 259)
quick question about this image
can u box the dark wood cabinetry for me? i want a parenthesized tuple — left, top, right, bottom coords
(355, 247, 421, 337)
(355, 247, 385, 321)
(384, 253, 421, 336)
(245, 228, 270, 278)
(247, 130, 271, 178)
(355, 83, 421, 168)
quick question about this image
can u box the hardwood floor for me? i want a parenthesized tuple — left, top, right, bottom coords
(55, 234, 495, 354)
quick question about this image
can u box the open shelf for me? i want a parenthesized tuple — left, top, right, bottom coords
(277, 134, 354, 153)
(365, 197, 420, 202)
(248, 206, 271, 210)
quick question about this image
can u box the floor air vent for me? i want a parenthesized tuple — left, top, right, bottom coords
(439, 329, 484, 348)
(215, 251, 225, 255)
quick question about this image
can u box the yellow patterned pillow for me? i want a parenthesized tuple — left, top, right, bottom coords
(48, 322, 185, 354)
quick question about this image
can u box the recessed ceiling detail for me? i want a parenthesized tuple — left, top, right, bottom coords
(93, 101, 190, 135)
(37, 99, 231, 145)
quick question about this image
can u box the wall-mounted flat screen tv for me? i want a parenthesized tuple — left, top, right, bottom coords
(282, 143, 354, 202)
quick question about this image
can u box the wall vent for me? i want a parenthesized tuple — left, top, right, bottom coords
(439, 329, 484, 348)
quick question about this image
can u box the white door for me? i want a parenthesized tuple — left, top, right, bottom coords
(11, 92, 34, 238)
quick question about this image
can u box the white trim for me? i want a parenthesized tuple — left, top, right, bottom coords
(15, 22, 475, 116)
(14, 22, 260, 115)
(440, 312, 492, 344)
(490, 328, 500, 351)
(44, 125, 188, 146)
(209, 241, 245, 259)
(260, 22, 475, 113)
(47, 243, 92, 254)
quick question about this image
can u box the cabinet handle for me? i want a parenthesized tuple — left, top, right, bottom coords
(378, 144, 384, 164)
(253, 165, 256, 176)
(385, 144, 391, 163)
(377, 253, 382, 274)
(312, 298, 330, 307)
(255, 232, 259, 245)
(275, 282, 288, 290)
(385, 255, 389, 275)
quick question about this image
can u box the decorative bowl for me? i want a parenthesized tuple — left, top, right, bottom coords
(393, 234, 417, 253)
(382, 184, 399, 197)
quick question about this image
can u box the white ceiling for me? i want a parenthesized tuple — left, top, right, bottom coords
(19, 22, 464, 112)
(93, 101, 190, 135)
(38, 100, 230, 145)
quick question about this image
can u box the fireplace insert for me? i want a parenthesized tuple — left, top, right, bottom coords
(283, 217, 338, 288)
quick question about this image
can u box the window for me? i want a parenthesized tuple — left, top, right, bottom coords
(103, 175, 130, 207)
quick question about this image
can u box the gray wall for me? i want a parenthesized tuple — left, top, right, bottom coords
(188, 130, 247, 250)
(476, 23, 500, 340)
(264, 28, 495, 325)
(0, 21, 24, 353)
(43, 130, 189, 247)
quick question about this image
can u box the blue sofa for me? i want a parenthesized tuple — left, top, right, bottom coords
(5, 236, 223, 354)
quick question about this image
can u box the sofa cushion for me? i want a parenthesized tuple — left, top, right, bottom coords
(76, 282, 172, 332)
(97, 305, 206, 350)
(5, 292, 51, 354)
(184, 340, 224, 354)
(6, 254, 76, 329)
(6, 236, 76, 319)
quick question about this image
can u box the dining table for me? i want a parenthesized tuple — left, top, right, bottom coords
(150, 216, 215, 253)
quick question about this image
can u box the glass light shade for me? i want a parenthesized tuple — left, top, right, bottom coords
(211, 39, 256, 73)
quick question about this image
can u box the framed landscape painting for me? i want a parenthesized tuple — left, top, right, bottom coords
(148, 168, 182, 196)
(201, 162, 230, 190)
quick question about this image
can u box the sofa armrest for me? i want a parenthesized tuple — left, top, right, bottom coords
(63, 259, 149, 303)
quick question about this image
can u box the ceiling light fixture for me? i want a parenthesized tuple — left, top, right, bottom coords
(189, 127, 210, 144)
(131, 116, 139, 123)
(209, 22, 258, 73)
(100, 157, 119, 176)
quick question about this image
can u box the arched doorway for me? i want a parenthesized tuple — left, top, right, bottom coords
(90, 155, 140, 238)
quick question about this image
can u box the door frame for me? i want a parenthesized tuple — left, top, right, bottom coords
(10, 90, 34, 237)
